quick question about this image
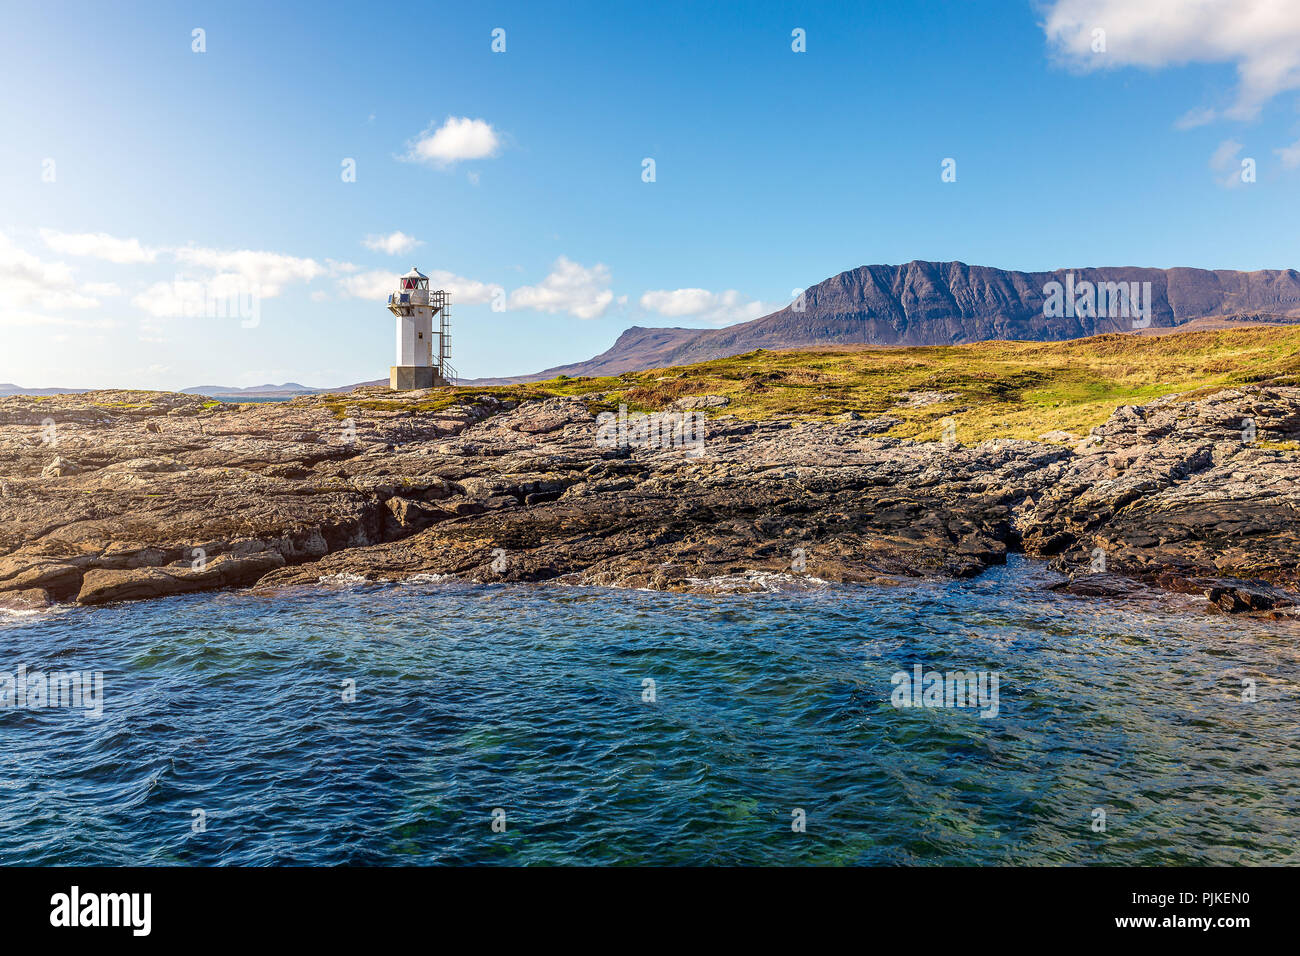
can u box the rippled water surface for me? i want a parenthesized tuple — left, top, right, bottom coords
(2, 557, 1298, 865)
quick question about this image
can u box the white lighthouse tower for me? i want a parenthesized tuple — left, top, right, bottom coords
(387, 267, 455, 390)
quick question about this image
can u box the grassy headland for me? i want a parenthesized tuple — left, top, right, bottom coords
(323, 326, 1300, 445)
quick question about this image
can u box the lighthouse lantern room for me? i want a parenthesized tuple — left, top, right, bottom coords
(387, 267, 455, 390)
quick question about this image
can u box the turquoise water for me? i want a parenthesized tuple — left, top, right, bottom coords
(1, 557, 1297, 865)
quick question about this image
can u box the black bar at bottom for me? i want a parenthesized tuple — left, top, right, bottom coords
(0, 865, 1278, 942)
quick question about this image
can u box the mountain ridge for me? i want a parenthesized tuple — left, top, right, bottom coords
(480, 260, 1300, 382)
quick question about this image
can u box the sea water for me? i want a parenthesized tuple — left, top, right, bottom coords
(1, 556, 1297, 865)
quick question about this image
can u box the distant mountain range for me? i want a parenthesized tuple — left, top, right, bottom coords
(0, 381, 385, 399)
(179, 380, 389, 399)
(474, 260, 1300, 382)
(181, 383, 337, 398)
(0, 384, 91, 397)
(6, 261, 1299, 395)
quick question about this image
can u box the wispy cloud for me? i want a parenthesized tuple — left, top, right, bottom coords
(132, 275, 260, 318)
(0, 309, 120, 330)
(1042, 0, 1300, 121)
(1209, 137, 1250, 188)
(509, 257, 615, 320)
(1210, 138, 1244, 170)
(1173, 106, 1217, 130)
(39, 228, 158, 264)
(171, 246, 324, 296)
(338, 268, 499, 305)
(0, 231, 100, 310)
(128, 246, 323, 318)
(1276, 138, 1300, 168)
(403, 117, 502, 167)
(362, 231, 422, 256)
(639, 288, 778, 326)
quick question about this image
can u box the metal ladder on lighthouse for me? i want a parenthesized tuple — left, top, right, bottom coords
(431, 290, 457, 385)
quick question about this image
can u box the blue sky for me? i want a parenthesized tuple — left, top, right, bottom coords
(3, 0, 1299, 388)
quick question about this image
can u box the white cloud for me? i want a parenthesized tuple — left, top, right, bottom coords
(0, 309, 119, 329)
(339, 269, 401, 301)
(639, 289, 718, 317)
(362, 231, 422, 256)
(39, 228, 158, 264)
(129, 245, 322, 317)
(639, 287, 778, 326)
(137, 317, 168, 344)
(404, 117, 502, 166)
(1174, 106, 1217, 130)
(427, 270, 498, 305)
(1209, 137, 1251, 188)
(1276, 138, 1300, 168)
(132, 275, 262, 318)
(171, 246, 324, 296)
(0, 231, 99, 310)
(1210, 138, 1244, 170)
(509, 257, 614, 320)
(338, 268, 499, 305)
(1042, 0, 1300, 120)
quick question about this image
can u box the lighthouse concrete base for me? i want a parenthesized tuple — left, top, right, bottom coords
(390, 366, 439, 391)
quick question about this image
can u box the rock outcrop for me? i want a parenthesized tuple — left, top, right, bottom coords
(1, 385, 1297, 614)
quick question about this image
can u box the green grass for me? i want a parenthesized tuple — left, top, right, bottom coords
(316, 379, 629, 420)
(321, 326, 1300, 443)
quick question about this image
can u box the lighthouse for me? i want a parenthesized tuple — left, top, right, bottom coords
(387, 267, 455, 389)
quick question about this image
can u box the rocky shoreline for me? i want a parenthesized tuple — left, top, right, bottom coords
(1, 385, 1297, 617)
